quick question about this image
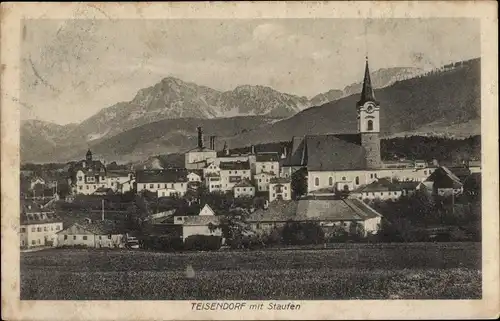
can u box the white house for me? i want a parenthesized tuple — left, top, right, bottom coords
(19, 200, 63, 248)
(107, 170, 134, 192)
(234, 179, 256, 198)
(255, 153, 280, 175)
(56, 219, 125, 248)
(218, 161, 251, 192)
(269, 177, 292, 202)
(68, 150, 108, 195)
(136, 169, 189, 196)
(187, 171, 202, 182)
(254, 172, 276, 192)
(351, 178, 403, 201)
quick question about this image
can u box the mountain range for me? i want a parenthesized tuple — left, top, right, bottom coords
(21, 60, 479, 164)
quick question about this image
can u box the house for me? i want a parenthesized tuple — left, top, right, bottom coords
(281, 58, 437, 194)
(205, 172, 223, 193)
(247, 198, 382, 236)
(234, 179, 256, 198)
(93, 187, 115, 196)
(351, 178, 403, 201)
(119, 179, 135, 194)
(184, 127, 217, 170)
(19, 200, 63, 248)
(269, 177, 292, 202)
(30, 177, 46, 190)
(181, 215, 222, 241)
(107, 170, 134, 192)
(56, 219, 126, 248)
(68, 150, 108, 195)
(255, 153, 280, 175)
(136, 169, 189, 196)
(187, 171, 202, 182)
(219, 161, 251, 192)
(254, 172, 276, 192)
(393, 180, 421, 196)
(425, 166, 464, 196)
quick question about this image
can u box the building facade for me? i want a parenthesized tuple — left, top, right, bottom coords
(20, 200, 63, 248)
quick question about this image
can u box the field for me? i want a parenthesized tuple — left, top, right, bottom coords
(21, 242, 481, 300)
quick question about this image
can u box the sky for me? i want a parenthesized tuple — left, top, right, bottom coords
(20, 18, 480, 125)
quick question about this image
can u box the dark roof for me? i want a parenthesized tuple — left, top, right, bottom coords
(234, 179, 254, 188)
(286, 136, 306, 166)
(187, 147, 216, 153)
(248, 199, 382, 222)
(393, 181, 421, 190)
(66, 220, 125, 235)
(305, 134, 366, 171)
(270, 177, 291, 184)
(354, 178, 401, 193)
(247, 200, 299, 222)
(256, 153, 280, 162)
(357, 58, 379, 106)
(448, 167, 472, 182)
(107, 170, 132, 178)
(20, 200, 61, 225)
(425, 167, 463, 189)
(219, 161, 250, 170)
(183, 215, 221, 226)
(136, 169, 188, 183)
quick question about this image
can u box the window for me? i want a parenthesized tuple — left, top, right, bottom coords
(180, 183, 183, 187)
(83, 236, 87, 240)
(381, 192, 384, 196)
(37, 239, 41, 244)
(93, 185, 96, 189)
(235, 171, 238, 174)
(64, 235, 68, 240)
(73, 236, 76, 240)
(424, 170, 427, 175)
(256, 223, 261, 229)
(236, 188, 240, 192)
(31, 227, 35, 232)
(284, 186, 287, 190)
(150, 184, 154, 188)
(32, 240, 36, 245)
(355, 176, 360, 185)
(374, 173, 378, 178)
(44, 227, 48, 232)
(370, 174, 373, 179)
(372, 192, 375, 196)
(20, 227, 26, 233)
(229, 171, 232, 174)
(273, 193, 275, 198)
(271, 165, 274, 169)
(342, 177, 346, 181)
(171, 184, 174, 188)
(108, 235, 111, 239)
(329, 177, 333, 186)
(86, 186, 89, 190)
(79, 186, 83, 190)
(285, 193, 287, 198)
(315, 177, 319, 186)
(259, 179, 262, 183)
(99, 236, 102, 240)
(157, 184, 160, 188)
(164, 184, 167, 188)
(37, 227, 41, 232)
(78, 176, 82, 181)
(367, 120, 373, 131)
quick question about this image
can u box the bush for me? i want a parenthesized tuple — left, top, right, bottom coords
(184, 235, 222, 251)
(282, 221, 325, 245)
(140, 235, 183, 252)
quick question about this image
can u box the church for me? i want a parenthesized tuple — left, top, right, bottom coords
(282, 58, 436, 194)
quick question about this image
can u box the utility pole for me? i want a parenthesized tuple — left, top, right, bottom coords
(102, 199, 105, 221)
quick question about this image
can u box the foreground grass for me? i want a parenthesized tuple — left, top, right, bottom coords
(21, 243, 481, 300)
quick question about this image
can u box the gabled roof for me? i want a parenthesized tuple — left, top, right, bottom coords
(247, 200, 299, 222)
(234, 179, 254, 188)
(256, 153, 280, 162)
(393, 181, 421, 190)
(182, 215, 221, 226)
(136, 169, 188, 183)
(425, 166, 463, 189)
(305, 134, 366, 171)
(60, 220, 125, 235)
(270, 177, 291, 184)
(354, 178, 401, 193)
(219, 161, 250, 170)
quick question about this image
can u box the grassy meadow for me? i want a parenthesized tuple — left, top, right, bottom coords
(21, 242, 481, 300)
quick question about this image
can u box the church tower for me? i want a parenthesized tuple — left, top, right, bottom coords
(86, 149, 93, 162)
(357, 57, 381, 169)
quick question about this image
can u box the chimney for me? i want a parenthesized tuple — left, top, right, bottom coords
(251, 145, 255, 155)
(281, 146, 287, 159)
(210, 136, 216, 150)
(197, 127, 204, 149)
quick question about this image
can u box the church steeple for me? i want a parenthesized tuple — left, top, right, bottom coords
(357, 57, 378, 106)
(86, 149, 93, 162)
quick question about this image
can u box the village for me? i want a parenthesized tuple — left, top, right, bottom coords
(19, 59, 482, 252)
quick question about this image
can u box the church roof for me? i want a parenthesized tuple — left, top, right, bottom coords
(357, 58, 379, 106)
(305, 134, 366, 171)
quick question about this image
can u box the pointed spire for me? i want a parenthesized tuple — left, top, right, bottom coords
(357, 57, 378, 106)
